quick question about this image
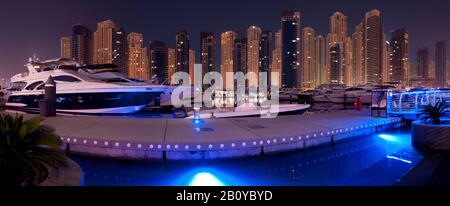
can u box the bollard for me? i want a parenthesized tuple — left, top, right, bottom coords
(39, 76, 57, 117)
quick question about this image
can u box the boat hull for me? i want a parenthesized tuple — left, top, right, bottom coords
(6, 91, 162, 114)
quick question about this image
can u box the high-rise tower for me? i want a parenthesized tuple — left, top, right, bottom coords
(281, 11, 301, 88)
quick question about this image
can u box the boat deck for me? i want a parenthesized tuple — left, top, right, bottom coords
(17, 110, 403, 160)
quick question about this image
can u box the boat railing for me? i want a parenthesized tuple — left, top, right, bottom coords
(387, 89, 450, 119)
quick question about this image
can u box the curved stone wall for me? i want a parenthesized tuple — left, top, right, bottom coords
(412, 121, 450, 151)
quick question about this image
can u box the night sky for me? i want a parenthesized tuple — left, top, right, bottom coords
(0, 0, 449, 78)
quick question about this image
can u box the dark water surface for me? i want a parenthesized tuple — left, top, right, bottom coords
(71, 127, 421, 186)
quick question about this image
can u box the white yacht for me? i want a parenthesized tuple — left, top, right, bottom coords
(4, 58, 168, 114)
(329, 86, 373, 104)
(187, 103, 310, 119)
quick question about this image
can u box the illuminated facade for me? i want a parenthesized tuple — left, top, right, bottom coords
(176, 31, 190, 75)
(234, 38, 247, 74)
(168, 48, 176, 84)
(344, 37, 353, 85)
(330, 43, 344, 84)
(127, 33, 149, 80)
(260, 31, 272, 86)
(382, 33, 390, 84)
(302, 27, 316, 88)
(189, 49, 195, 84)
(60, 36, 72, 59)
(271, 30, 282, 86)
(149, 41, 168, 84)
(220, 31, 236, 89)
(72, 23, 92, 65)
(93, 20, 128, 74)
(281, 10, 301, 88)
(327, 12, 350, 85)
(417, 48, 429, 78)
(435, 41, 447, 87)
(362, 9, 383, 84)
(247, 26, 261, 88)
(314, 35, 326, 85)
(200, 32, 216, 76)
(352, 23, 364, 84)
(390, 29, 409, 84)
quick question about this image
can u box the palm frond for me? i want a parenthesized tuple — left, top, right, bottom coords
(0, 113, 68, 186)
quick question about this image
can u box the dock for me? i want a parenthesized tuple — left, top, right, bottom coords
(21, 111, 403, 160)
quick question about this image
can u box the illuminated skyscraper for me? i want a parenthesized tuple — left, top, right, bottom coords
(260, 31, 272, 86)
(361, 9, 383, 84)
(390, 29, 409, 84)
(329, 12, 348, 42)
(234, 38, 247, 74)
(302, 27, 316, 88)
(189, 49, 195, 84)
(176, 31, 190, 77)
(344, 37, 353, 85)
(314, 35, 326, 85)
(382, 33, 390, 84)
(168, 48, 176, 84)
(327, 12, 350, 85)
(200, 32, 216, 76)
(281, 11, 301, 88)
(221, 31, 237, 89)
(330, 43, 344, 84)
(436, 41, 448, 87)
(60, 36, 72, 59)
(72, 23, 92, 65)
(149, 41, 168, 84)
(271, 30, 282, 86)
(113, 27, 128, 74)
(247, 26, 261, 88)
(352, 23, 364, 84)
(127, 33, 149, 80)
(417, 48, 429, 78)
(93, 20, 128, 74)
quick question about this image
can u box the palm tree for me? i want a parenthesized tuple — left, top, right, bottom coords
(420, 100, 450, 125)
(0, 113, 67, 186)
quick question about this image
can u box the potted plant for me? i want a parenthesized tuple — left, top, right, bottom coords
(412, 100, 450, 151)
(420, 100, 449, 124)
(0, 113, 68, 186)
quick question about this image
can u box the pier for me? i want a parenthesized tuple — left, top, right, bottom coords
(17, 111, 404, 160)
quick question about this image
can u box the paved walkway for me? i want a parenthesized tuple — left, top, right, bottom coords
(17, 111, 403, 160)
(39, 111, 390, 143)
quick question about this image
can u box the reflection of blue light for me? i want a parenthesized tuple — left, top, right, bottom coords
(378, 134, 399, 142)
(386, 155, 412, 164)
(173, 168, 241, 186)
(189, 172, 224, 186)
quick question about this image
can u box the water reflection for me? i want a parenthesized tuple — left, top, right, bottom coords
(71, 127, 421, 186)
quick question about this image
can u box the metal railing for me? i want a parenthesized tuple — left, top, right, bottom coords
(387, 89, 450, 119)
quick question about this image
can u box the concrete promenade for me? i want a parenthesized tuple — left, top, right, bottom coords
(26, 111, 403, 160)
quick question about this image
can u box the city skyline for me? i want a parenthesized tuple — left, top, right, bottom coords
(0, 0, 450, 80)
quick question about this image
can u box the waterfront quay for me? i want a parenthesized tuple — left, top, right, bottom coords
(21, 111, 403, 160)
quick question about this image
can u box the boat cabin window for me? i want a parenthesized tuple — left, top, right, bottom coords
(102, 78, 130, 83)
(36, 83, 45, 90)
(25, 81, 44, 91)
(9, 82, 27, 91)
(53, 75, 81, 82)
